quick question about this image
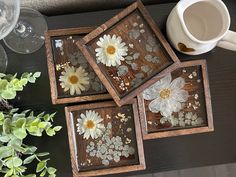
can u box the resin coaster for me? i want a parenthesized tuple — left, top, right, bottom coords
(138, 60, 214, 139)
(65, 99, 145, 176)
(45, 27, 110, 104)
(77, 0, 180, 106)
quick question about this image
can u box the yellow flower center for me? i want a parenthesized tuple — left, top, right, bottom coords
(69, 75, 79, 84)
(160, 89, 171, 99)
(86, 120, 95, 129)
(106, 45, 116, 55)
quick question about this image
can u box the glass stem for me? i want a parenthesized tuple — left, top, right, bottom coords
(14, 20, 33, 38)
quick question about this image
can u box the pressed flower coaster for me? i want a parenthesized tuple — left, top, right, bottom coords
(138, 60, 214, 140)
(65, 99, 145, 177)
(45, 27, 111, 104)
(77, 0, 180, 106)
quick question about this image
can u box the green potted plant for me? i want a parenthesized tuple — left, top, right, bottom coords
(0, 72, 61, 177)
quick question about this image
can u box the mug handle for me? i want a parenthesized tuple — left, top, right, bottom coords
(217, 30, 236, 51)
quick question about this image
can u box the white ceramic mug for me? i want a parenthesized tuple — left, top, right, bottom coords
(166, 0, 236, 55)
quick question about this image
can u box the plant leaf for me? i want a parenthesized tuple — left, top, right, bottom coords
(53, 126, 62, 132)
(3, 118, 11, 134)
(4, 168, 13, 177)
(0, 135, 10, 143)
(38, 122, 48, 129)
(33, 72, 41, 78)
(46, 128, 55, 136)
(23, 146, 37, 155)
(1, 89, 17, 100)
(13, 128, 27, 140)
(37, 152, 49, 157)
(0, 146, 13, 159)
(5, 157, 22, 168)
(25, 174, 36, 177)
(40, 169, 47, 177)
(0, 73, 6, 78)
(36, 160, 47, 173)
(48, 174, 56, 177)
(47, 167, 57, 175)
(15, 118, 26, 128)
(23, 155, 36, 164)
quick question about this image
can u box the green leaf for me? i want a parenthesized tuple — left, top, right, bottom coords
(5, 157, 22, 168)
(10, 108, 19, 114)
(37, 112, 45, 118)
(38, 122, 48, 129)
(33, 72, 41, 78)
(21, 72, 31, 79)
(23, 155, 36, 164)
(43, 114, 49, 121)
(1, 89, 17, 100)
(47, 167, 57, 175)
(17, 166, 27, 173)
(3, 118, 11, 134)
(25, 174, 36, 177)
(48, 174, 56, 177)
(0, 159, 3, 170)
(36, 152, 49, 157)
(40, 169, 47, 177)
(0, 135, 10, 143)
(46, 128, 55, 136)
(19, 78, 28, 86)
(0, 79, 8, 91)
(9, 137, 22, 145)
(4, 168, 13, 177)
(28, 77, 36, 83)
(31, 118, 40, 126)
(15, 118, 26, 128)
(11, 175, 19, 177)
(23, 146, 37, 155)
(53, 126, 62, 132)
(27, 125, 39, 133)
(48, 112, 56, 121)
(0, 112, 4, 120)
(36, 160, 47, 173)
(0, 73, 6, 78)
(0, 146, 13, 159)
(13, 128, 27, 140)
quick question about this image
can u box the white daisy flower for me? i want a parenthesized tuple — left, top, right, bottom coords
(95, 34, 128, 67)
(59, 66, 89, 95)
(76, 110, 105, 139)
(143, 74, 189, 117)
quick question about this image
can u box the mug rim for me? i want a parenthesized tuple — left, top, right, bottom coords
(176, 0, 231, 44)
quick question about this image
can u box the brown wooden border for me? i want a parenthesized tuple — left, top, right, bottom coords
(64, 99, 146, 177)
(76, 0, 180, 107)
(137, 59, 214, 140)
(44, 27, 111, 105)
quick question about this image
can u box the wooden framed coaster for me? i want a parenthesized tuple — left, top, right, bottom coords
(137, 60, 214, 140)
(45, 27, 110, 104)
(65, 99, 145, 177)
(77, 0, 180, 106)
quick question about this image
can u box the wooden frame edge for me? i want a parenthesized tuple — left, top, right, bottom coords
(77, 0, 181, 107)
(137, 59, 214, 140)
(64, 99, 146, 177)
(44, 27, 111, 105)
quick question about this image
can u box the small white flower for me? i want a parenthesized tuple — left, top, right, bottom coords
(55, 39, 63, 48)
(194, 117, 204, 125)
(76, 110, 105, 139)
(143, 74, 189, 117)
(95, 34, 128, 67)
(102, 159, 109, 166)
(59, 66, 89, 95)
(114, 156, 120, 162)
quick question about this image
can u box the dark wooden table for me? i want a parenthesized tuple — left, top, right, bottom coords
(3, 0, 236, 176)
